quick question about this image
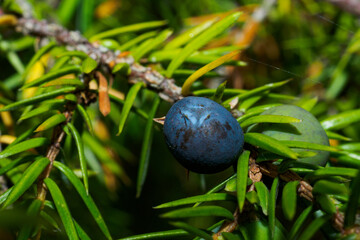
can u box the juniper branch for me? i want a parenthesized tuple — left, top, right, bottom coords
(14, 17, 182, 103)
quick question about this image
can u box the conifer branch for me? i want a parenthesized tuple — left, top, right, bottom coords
(14, 17, 182, 103)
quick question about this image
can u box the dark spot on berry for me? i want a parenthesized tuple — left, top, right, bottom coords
(224, 121, 232, 131)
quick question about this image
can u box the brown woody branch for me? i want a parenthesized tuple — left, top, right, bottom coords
(259, 161, 347, 232)
(213, 157, 347, 238)
(14, 17, 182, 103)
(213, 155, 261, 239)
(34, 109, 73, 240)
(259, 161, 314, 201)
(36, 110, 72, 202)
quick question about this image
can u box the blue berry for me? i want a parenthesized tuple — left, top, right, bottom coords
(163, 97, 244, 174)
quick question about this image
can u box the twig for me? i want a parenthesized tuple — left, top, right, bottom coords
(13, 17, 182, 103)
(36, 110, 72, 202)
(212, 208, 241, 239)
(34, 110, 72, 240)
(333, 210, 345, 232)
(259, 161, 314, 201)
(32, 72, 96, 239)
(213, 155, 262, 239)
(260, 161, 348, 233)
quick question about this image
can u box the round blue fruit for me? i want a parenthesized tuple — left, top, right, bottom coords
(163, 96, 244, 174)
